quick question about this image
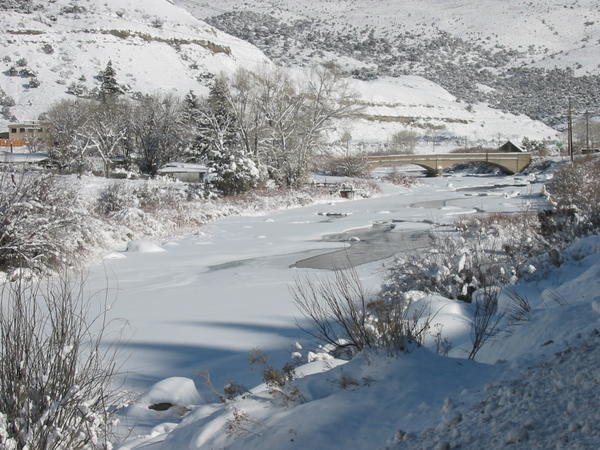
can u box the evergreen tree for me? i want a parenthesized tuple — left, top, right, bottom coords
(181, 90, 201, 125)
(180, 90, 204, 162)
(97, 60, 122, 104)
(199, 78, 260, 195)
(204, 78, 238, 149)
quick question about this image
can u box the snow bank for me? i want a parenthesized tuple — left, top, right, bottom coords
(140, 377, 203, 408)
(118, 231, 600, 450)
(126, 240, 166, 254)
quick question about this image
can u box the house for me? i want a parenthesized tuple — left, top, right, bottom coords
(8, 121, 51, 144)
(157, 162, 209, 183)
(498, 140, 525, 153)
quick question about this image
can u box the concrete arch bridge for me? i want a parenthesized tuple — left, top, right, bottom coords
(366, 152, 532, 176)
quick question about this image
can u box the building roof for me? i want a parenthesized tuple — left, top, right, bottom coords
(8, 120, 50, 127)
(0, 152, 48, 163)
(157, 162, 209, 174)
(498, 140, 525, 153)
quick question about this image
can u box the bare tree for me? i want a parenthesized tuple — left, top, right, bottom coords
(227, 68, 269, 163)
(226, 65, 363, 187)
(87, 101, 130, 177)
(131, 94, 184, 176)
(45, 99, 95, 176)
(388, 130, 419, 154)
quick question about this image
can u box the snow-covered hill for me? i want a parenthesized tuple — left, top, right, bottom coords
(328, 76, 557, 152)
(178, 0, 600, 126)
(0, 0, 564, 149)
(0, 0, 270, 129)
(180, 0, 600, 72)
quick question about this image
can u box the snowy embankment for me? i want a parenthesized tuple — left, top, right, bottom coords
(75, 175, 380, 264)
(119, 234, 600, 450)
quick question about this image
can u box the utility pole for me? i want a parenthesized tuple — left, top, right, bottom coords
(585, 110, 590, 152)
(568, 98, 574, 162)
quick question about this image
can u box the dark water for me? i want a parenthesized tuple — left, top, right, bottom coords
(292, 227, 433, 270)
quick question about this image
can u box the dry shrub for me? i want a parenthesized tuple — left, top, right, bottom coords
(382, 168, 419, 187)
(325, 155, 370, 178)
(292, 266, 434, 356)
(248, 349, 302, 405)
(468, 287, 504, 359)
(336, 373, 359, 389)
(224, 407, 262, 438)
(0, 275, 121, 449)
(505, 291, 532, 327)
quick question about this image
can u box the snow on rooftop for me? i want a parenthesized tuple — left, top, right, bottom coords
(158, 162, 208, 173)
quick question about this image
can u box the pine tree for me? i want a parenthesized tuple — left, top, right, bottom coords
(181, 90, 201, 125)
(180, 90, 209, 163)
(205, 78, 238, 149)
(97, 60, 122, 104)
(199, 79, 260, 195)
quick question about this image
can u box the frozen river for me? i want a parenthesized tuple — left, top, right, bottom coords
(86, 173, 546, 405)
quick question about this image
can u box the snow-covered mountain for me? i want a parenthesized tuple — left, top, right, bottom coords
(0, 0, 270, 129)
(178, 0, 600, 127)
(180, 0, 600, 71)
(0, 0, 575, 149)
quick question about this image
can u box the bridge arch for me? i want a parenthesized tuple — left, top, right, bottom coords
(444, 160, 515, 175)
(367, 161, 439, 176)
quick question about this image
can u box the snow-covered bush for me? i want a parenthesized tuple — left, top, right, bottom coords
(0, 171, 99, 272)
(207, 149, 261, 196)
(96, 180, 190, 216)
(26, 77, 40, 88)
(95, 182, 137, 216)
(382, 214, 546, 305)
(381, 213, 551, 359)
(134, 182, 188, 212)
(545, 156, 600, 236)
(0, 275, 120, 449)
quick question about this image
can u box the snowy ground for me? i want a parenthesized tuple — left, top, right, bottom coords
(108, 171, 600, 449)
(73, 169, 555, 444)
